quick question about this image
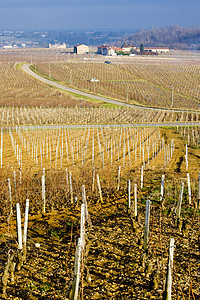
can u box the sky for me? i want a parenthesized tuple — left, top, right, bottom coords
(0, 0, 199, 31)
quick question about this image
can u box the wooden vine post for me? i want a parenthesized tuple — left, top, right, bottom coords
(70, 238, 82, 300)
(143, 199, 151, 251)
(70, 186, 90, 300)
(81, 185, 91, 226)
(8, 178, 12, 216)
(2, 250, 15, 297)
(176, 182, 184, 221)
(163, 238, 175, 300)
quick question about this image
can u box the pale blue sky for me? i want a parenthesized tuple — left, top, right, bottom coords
(0, 0, 199, 30)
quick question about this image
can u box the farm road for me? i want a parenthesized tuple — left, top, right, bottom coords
(22, 64, 198, 114)
(22, 64, 135, 108)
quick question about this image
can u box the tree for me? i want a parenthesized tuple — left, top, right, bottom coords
(140, 43, 144, 53)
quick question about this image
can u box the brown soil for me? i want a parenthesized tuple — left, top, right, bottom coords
(0, 127, 199, 299)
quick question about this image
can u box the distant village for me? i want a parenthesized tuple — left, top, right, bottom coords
(1, 36, 169, 55)
(49, 42, 169, 55)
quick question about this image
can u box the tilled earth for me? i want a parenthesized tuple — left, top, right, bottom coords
(0, 187, 199, 300)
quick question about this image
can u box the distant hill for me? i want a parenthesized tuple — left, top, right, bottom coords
(116, 26, 200, 50)
(2, 27, 200, 49)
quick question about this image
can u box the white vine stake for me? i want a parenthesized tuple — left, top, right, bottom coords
(23, 199, 29, 245)
(80, 204, 86, 250)
(16, 203, 22, 250)
(92, 167, 95, 192)
(134, 183, 137, 218)
(81, 185, 89, 222)
(143, 199, 151, 251)
(163, 238, 175, 300)
(19, 170, 22, 184)
(141, 165, 144, 189)
(97, 174, 103, 202)
(128, 180, 131, 208)
(66, 168, 69, 191)
(42, 168, 45, 213)
(185, 144, 188, 171)
(117, 166, 121, 191)
(69, 172, 73, 204)
(187, 173, 191, 205)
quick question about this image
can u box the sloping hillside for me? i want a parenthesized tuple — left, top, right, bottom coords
(118, 26, 200, 50)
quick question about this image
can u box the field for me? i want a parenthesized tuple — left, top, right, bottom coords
(0, 50, 199, 300)
(0, 62, 101, 108)
(34, 55, 200, 110)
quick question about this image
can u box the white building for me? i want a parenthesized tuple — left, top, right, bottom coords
(3, 45, 13, 49)
(136, 47, 169, 53)
(74, 44, 89, 54)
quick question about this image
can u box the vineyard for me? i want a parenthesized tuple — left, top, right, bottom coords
(0, 49, 200, 300)
(1, 60, 200, 126)
(0, 62, 99, 108)
(34, 60, 200, 110)
(0, 125, 199, 299)
(1, 106, 200, 126)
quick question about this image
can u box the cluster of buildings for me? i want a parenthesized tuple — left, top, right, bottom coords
(72, 43, 169, 56)
(2, 39, 169, 54)
(2, 43, 29, 49)
(97, 43, 135, 55)
(97, 43, 169, 55)
(49, 43, 67, 49)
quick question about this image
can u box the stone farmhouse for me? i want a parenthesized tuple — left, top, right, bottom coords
(74, 44, 89, 54)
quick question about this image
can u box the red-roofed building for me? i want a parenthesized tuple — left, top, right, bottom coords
(97, 45, 115, 55)
(97, 43, 137, 56)
(121, 43, 136, 53)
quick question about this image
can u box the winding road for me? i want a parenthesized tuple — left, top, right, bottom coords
(22, 64, 199, 114)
